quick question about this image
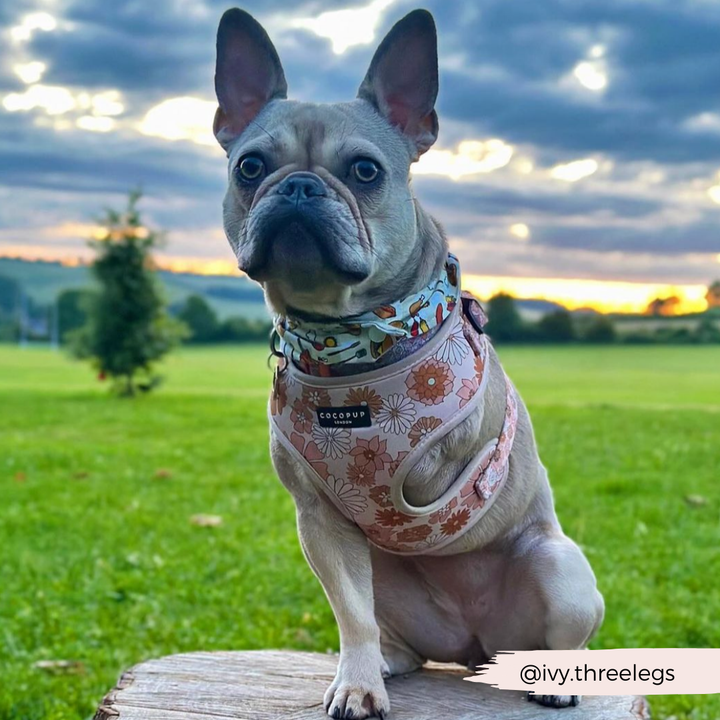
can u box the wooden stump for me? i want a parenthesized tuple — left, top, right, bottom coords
(94, 650, 650, 720)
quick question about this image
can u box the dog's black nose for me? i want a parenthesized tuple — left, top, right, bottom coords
(277, 172, 326, 202)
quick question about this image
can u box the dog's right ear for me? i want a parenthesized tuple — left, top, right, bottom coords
(213, 9, 287, 152)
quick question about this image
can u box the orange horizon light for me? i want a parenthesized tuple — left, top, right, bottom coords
(0, 250, 712, 315)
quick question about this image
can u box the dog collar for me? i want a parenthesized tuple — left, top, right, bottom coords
(275, 254, 462, 376)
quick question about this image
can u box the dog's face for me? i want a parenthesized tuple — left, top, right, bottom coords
(214, 9, 439, 316)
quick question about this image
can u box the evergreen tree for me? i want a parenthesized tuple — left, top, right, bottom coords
(72, 191, 187, 395)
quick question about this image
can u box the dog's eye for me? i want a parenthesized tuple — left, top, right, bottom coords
(235, 155, 265, 182)
(352, 159, 380, 183)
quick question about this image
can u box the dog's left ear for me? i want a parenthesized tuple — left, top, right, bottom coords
(357, 9, 439, 159)
(213, 8, 288, 152)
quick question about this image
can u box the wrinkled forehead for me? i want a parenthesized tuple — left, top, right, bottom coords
(228, 100, 408, 171)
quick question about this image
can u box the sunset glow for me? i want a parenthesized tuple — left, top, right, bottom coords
(157, 257, 241, 276)
(462, 275, 709, 315)
(0, 250, 709, 314)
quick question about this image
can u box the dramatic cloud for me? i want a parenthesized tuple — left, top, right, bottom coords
(0, 0, 719, 286)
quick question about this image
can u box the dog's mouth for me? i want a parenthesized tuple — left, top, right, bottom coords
(240, 197, 373, 288)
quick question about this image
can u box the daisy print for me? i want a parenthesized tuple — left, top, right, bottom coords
(327, 476, 368, 516)
(375, 393, 417, 434)
(437, 327, 469, 364)
(311, 425, 351, 459)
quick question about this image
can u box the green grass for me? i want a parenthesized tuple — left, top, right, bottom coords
(1, 344, 719, 720)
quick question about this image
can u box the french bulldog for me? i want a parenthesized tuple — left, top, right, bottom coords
(213, 8, 604, 719)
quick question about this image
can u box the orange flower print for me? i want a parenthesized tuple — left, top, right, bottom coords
(396, 525, 433, 543)
(440, 508, 471, 536)
(290, 398, 313, 434)
(474, 353, 485, 378)
(429, 497, 458, 524)
(344, 386, 383, 415)
(408, 416, 442, 448)
(302, 387, 331, 411)
(365, 525, 395, 545)
(375, 507, 414, 528)
(457, 377, 478, 409)
(290, 432, 329, 480)
(406, 358, 455, 406)
(350, 436, 392, 472)
(348, 462, 376, 487)
(369, 484, 392, 508)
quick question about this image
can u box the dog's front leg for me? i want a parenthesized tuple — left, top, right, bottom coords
(296, 495, 390, 720)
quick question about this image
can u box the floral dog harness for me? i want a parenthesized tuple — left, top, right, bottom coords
(269, 293, 518, 555)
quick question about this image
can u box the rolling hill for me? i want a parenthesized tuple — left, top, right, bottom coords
(0, 257, 269, 321)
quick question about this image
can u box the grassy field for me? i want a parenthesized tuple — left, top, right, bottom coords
(1, 344, 719, 720)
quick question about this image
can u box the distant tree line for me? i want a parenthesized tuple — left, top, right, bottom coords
(0, 275, 20, 341)
(2, 268, 719, 348)
(0, 281, 271, 347)
(172, 294, 271, 344)
(485, 293, 720, 345)
(0, 274, 62, 342)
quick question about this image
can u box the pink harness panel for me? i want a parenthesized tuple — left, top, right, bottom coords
(270, 298, 518, 555)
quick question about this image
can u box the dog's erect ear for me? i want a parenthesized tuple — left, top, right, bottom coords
(357, 9, 438, 159)
(213, 9, 287, 151)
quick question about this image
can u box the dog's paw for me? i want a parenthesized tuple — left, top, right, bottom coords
(324, 661, 390, 719)
(527, 692, 581, 708)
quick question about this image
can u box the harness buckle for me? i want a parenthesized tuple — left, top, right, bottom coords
(461, 293, 487, 336)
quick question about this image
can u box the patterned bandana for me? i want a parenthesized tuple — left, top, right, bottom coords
(276, 254, 462, 376)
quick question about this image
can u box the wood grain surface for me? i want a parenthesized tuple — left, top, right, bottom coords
(94, 650, 651, 720)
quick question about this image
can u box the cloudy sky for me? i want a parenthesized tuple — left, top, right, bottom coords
(2, 0, 720, 310)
